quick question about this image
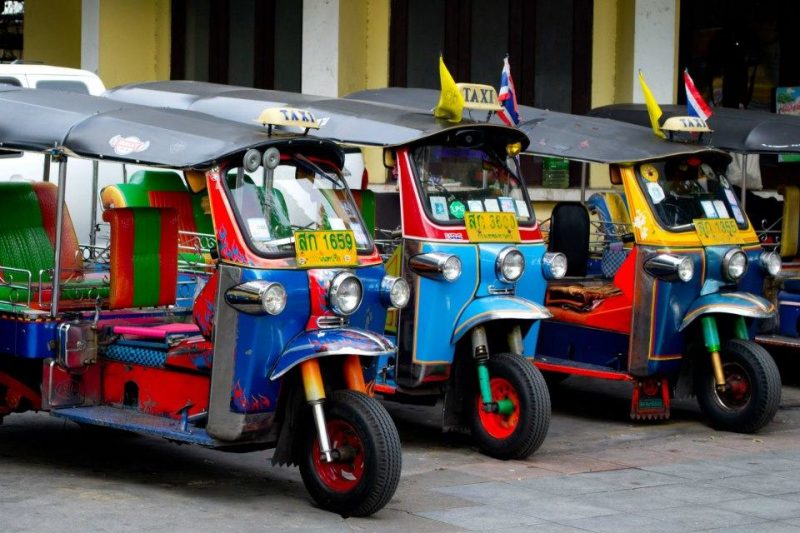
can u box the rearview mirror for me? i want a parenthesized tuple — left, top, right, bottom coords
(609, 165, 622, 185)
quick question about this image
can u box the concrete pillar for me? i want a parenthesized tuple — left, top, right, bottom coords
(302, 0, 340, 96)
(631, 0, 679, 104)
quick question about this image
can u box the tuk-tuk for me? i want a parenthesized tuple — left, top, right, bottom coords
(515, 108, 781, 432)
(0, 86, 405, 516)
(105, 81, 555, 460)
(591, 104, 800, 354)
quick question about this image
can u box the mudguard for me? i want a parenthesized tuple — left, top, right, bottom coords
(269, 327, 396, 380)
(452, 295, 552, 343)
(678, 292, 775, 332)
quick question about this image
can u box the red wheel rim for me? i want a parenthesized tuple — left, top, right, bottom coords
(311, 419, 365, 493)
(476, 376, 520, 439)
(714, 362, 752, 410)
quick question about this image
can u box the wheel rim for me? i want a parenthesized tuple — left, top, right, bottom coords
(311, 419, 365, 493)
(711, 361, 752, 412)
(476, 376, 520, 439)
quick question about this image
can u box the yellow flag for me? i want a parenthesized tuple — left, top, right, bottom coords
(638, 70, 666, 139)
(434, 56, 464, 123)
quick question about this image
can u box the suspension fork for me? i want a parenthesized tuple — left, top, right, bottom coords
(472, 325, 514, 415)
(300, 359, 334, 463)
(701, 316, 727, 391)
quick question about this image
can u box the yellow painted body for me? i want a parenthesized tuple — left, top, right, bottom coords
(23, 0, 82, 67)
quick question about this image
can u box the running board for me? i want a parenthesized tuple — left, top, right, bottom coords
(533, 356, 634, 381)
(51, 406, 217, 446)
(755, 334, 800, 349)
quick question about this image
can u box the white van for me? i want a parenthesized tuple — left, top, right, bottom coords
(0, 62, 105, 95)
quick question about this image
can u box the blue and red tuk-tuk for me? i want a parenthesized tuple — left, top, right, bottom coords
(0, 86, 405, 516)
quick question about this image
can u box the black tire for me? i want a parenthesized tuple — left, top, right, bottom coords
(298, 390, 401, 517)
(469, 352, 551, 460)
(694, 339, 781, 433)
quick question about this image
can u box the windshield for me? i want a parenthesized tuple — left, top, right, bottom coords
(636, 158, 748, 231)
(226, 156, 372, 256)
(411, 145, 534, 225)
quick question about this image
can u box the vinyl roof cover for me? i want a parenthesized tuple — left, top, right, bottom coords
(590, 104, 800, 155)
(0, 85, 309, 168)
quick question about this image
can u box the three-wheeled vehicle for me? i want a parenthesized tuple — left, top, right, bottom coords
(591, 103, 800, 354)
(105, 81, 556, 460)
(0, 86, 405, 516)
(515, 108, 782, 432)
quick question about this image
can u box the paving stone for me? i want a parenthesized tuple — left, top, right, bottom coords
(417, 505, 546, 531)
(555, 512, 678, 533)
(716, 495, 800, 520)
(432, 481, 546, 504)
(615, 481, 753, 505)
(573, 487, 685, 513)
(716, 472, 800, 496)
(640, 459, 755, 481)
(640, 504, 767, 530)
(495, 494, 618, 522)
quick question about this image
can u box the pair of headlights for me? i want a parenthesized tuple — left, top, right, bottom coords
(225, 271, 410, 317)
(408, 248, 568, 283)
(645, 248, 782, 283)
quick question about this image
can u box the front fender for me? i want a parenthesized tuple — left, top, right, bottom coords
(452, 295, 552, 343)
(269, 328, 396, 380)
(678, 292, 776, 332)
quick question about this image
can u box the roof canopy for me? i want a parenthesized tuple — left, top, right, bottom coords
(346, 88, 726, 164)
(0, 85, 314, 168)
(105, 81, 529, 149)
(589, 104, 800, 155)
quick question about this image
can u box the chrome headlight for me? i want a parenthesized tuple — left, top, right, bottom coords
(408, 252, 462, 282)
(759, 251, 782, 277)
(496, 247, 525, 283)
(224, 281, 287, 315)
(722, 248, 747, 281)
(381, 276, 410, 308)
(542, 252, 567, 280)
(328, 272, 363, 316)
(644, 254, 694, 282)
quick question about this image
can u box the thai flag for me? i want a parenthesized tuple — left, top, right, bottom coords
(498, 56, 520, 126)
(684, 69, 713, 121)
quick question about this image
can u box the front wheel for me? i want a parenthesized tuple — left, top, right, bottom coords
(469, 352, 551, 460)
(298, 390, 401, 517)
(694, 339, 781, 433)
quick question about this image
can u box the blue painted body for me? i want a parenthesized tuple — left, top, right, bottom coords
(228, 264, 389, 415)
(0, 317, 58, 359)
(537, 321, 629, 369)
(411, 241, 548, 364)
(778, 291, 800, 337)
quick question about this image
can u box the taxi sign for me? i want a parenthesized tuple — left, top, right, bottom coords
(693, 218, 743, 245)
(456, 83, 502, 112)
(294, 230, 358, 267)
(662, 116, 711, 133)
(257, 107, 320, 129)
(464, 212, 520, 242)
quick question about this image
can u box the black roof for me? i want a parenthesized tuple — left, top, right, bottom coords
(105, 81, 530, 149)
(589, 104, 800, 155)
(346, 88, 726, 164)
(0, 85, 342, 168)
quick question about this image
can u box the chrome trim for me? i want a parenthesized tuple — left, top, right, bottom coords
(408, 252, 461, 281)
(722, 248, 747, 281)
(271, 345, 396, 380)
(328, 271, 363, 316)
(495, 247, 524, 283)
(488, 286, 514, 295)
(453, 308, 553, 340)
(316, 315, 348, 328)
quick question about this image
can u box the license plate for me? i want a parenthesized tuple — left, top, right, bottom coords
(294, 230, 358, 267)
(693, 218, 742, 245)
(464, 212, 521, 243)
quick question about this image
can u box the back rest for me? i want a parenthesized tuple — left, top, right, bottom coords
(779, 185, 800, 258)
(102, 207, 178, 309)
(101, 170, 212, 247)
(0, 182, 81, 286)
(549, 202, 590, 277)
(374, 191, 401, 233)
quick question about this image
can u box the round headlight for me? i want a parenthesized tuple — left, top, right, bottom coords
(760, 251, 782, 277)
(497, 247, 525, 283)
(329, 272, 363, 315)
(442, 255, 462, 282)
(677, 256, 694, 282)
(723, 249, 747, 281)
(381, 276, 410, 308)
(261, 283, 287, 315)
(542, 252, 567, 280)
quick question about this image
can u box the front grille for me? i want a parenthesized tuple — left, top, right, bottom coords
(488, 285, 514, 295)
(317, 315, 349, 329)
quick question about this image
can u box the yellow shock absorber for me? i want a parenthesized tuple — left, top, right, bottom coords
(301, 359, 326, 402)
(343, 355, 367, 393)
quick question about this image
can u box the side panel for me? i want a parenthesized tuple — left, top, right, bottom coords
(516, 242, 548, 356)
